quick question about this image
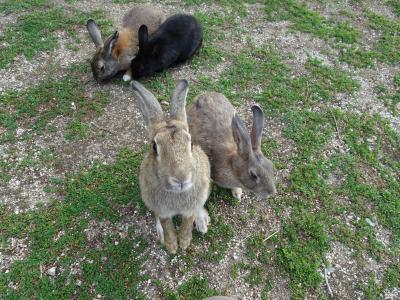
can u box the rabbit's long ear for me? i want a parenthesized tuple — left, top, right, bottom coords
(132, 81, 163, 129)
(104, 31, 119, 56)
(250, 104, 264, 152)
(232, 114, 252, 157)
(170, 80, 189, 124)
(86, 19, 103, 48)
(138, 25, 148, 50)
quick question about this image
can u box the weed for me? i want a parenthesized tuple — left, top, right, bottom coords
(0, 8, 112, 68)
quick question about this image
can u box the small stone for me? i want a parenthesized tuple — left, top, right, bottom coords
(47, 267, 57, 276)
(232, 254, 238, 260)
(161, 101, 169, 106)
(366, 218, 375, 227)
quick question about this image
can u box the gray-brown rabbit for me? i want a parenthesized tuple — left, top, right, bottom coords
(132, 80, 211, 254)
(86, 5, 166, 82)
(187, 92, 276, 200)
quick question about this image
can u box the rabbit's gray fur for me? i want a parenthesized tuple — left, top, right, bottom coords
(187, 92, 276, 200)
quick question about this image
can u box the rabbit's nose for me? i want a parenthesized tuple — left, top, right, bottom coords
(168, 174, 193, 191)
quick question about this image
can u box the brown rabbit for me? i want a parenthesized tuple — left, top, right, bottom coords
(187, 92, 276, 200)
(132, 80, 211, 254)
(86, 5, 166, 82)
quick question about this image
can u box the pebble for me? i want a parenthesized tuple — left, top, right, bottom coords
(47, 267, 57, 276)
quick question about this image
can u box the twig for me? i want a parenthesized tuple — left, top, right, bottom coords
(264, 230, 279, 242)
(333, 115, 342, 141)
(190, 78, 201, 84)
(91, 122, 117, 135)
(324, 268, 334, 298)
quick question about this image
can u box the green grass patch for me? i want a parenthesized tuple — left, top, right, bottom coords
(0, 148, 147, 298)
(386, 0, 400, 16)
(0, 0, 49, 13)
(276, 208, 330, 298)
(367, 12, 400, 64)
(164, 276, 218, 300)
(0, 64, 109, 142)
(65, 119, 91, 141)
(339, 47, 377, 68)
(305, 57, 360, 100)
(0, 8, 112, 69)
(264, 0, 360, 43)
(194, 186, 236, 261)
(377, 73, 400, 115)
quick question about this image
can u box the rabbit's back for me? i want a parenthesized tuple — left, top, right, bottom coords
(150, 14, 202, 62)
(122, 5, 166, 30)
(187, 92, 236, 155)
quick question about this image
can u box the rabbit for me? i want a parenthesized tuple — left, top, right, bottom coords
(187, 92, 276, 201)
(86, 5, 166, 82)
(132, 79, 211, 254)
(130, 14, 203, 79)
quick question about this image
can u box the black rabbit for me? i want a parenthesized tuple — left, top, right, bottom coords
(130, 14, 203, 79)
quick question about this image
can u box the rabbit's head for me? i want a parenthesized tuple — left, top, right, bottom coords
(132, 80, 196, 193)
(231, 105, 276, 199)
(86, 20, 120, 82)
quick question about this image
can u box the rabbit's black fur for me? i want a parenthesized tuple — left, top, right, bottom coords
(131, 14, 202, 79)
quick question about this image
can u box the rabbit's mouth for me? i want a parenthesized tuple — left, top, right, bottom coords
(166, 175, 193, 193)
(167, 183, 193, 194)
(257, 189, 276, 200)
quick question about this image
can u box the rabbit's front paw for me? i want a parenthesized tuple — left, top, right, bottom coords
(232, 187, 242, 201)
(123, 74, 132, 82)
(195, 207, 209, 234)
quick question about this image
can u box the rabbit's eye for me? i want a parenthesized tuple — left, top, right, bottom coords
(250, 170, 258, 181)
(100, 65, 105, 72)
(152, 140, 158, 154)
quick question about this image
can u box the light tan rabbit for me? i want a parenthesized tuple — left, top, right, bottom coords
(86, 5, 166, 82)
(132, 80, 211, 253)
(187, 92, 276, 200)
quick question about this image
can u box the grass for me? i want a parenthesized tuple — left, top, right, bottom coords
(164, 276, 218, 300)
(0, 0, 49, 13)
(0, 148, 146, 298)
(0, 63, 109, 142)
(387, 0, 400, 16)
(376, 73, 400, 115)
(0, 8, 112, 69)
(264, 0, 360, 43)
(366, 11, 400, 65)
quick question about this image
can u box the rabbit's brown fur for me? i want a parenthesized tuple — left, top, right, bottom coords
(132, 80, 211, 253)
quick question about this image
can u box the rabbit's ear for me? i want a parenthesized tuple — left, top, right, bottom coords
(86, 19, 103, 47)
(250, 104, 264, 152)
(104, 31, 119, 56)
(232, 114, 252, 157)
(170, 80, 189, 124)
(132, 81, 163, 129)
(138, 25, 149, 50)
